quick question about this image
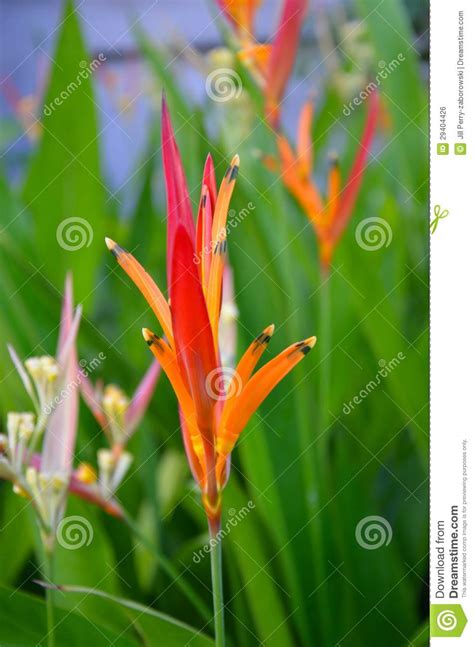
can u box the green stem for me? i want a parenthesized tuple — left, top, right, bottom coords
(209, 520, 225, 647)
(319, 274, 331, 456)
(318, 271, 354, 635)
(310, 270, 334, 646)
(123, 511, 210, 621)
(43, 548, 56, 647)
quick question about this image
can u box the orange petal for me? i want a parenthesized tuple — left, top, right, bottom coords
(196, 154, 217, 288)
(142, 330, 191, 409)
(296, 101, 314, 178)
(216, 335, 316, 476)
(219, 323, 274, 434)
(237, 43, 272, 82)
(195, 190, 204, 274)
(231, 323, 274, 390)
(261, 152, 280, 173)
(276, 135, 325, 230)
(325, 154, 341, 226)
(211, 155, 240, 246)
(142, 329, 205, 474)
(106, 238, 174, 345)
(179, 408, 205, 487)
(217, 0, 262, 37)
(207, 156, 240, 348)
(197, 186, 214, 290)
(276, 134, 297, 176)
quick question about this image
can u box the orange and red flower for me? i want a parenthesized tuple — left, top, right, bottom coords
(217, 0, 262, 37)
(106, 98, 315, 529)
(266, 90, 380, 270)
(217, 0, 308, 126)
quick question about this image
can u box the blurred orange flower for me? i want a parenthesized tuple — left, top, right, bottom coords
(217, 0, 308, 126)
(266, 90, 380, 270)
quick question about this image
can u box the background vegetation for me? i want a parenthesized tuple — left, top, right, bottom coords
(0, 0, 429, 644)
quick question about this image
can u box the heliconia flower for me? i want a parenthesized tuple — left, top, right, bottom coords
(79, 359, 160, 498)
(216, 0, 262, 39)
(216, 0, 307, 127)
(80, 364, 161, 447)
(3, 275, 82, 547)
(1, 276, 124, 522)
(267, 89, 380, 270)
(69, 470, 123, 517)
(106, 98, 316, 530)
(29, 453, 124, 519)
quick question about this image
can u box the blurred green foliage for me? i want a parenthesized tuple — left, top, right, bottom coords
(0, 0, 428, 645)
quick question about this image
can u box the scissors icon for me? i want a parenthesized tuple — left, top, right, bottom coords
(430, 204, 449, 234)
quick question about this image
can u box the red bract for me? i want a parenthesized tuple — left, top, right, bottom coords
(106, 98, 316, 528)
(217, 0, 308, 127)
(264, 0, 308, 126)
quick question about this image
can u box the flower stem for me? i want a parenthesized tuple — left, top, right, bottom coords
(43, 548, 56, 647)
(209, 520, 225, 647)
(313, 270, 334, 646)
(319, 273, 331, 454)
(123, 511, 210, 621)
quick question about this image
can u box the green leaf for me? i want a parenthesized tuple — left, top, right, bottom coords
(134, 27, 208, 193)
(0, 488, 34, 585)
(58, 585, 214, 646)
(223, 480, 295, 646)
(222, 129, 332, 643)
(52, 499, 125, 632)
(410, 621, 429, 645)
(0, 585, 140, 647)
(354, 0, 428, 200)
(22, 0, 106, 306)
(157, 449, 188, 516)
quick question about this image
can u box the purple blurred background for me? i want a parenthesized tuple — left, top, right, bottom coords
(0, 1, 322, 190)
(0, 0, 427, 197)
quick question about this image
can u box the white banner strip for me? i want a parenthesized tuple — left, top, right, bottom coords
(431, 0, 474, 642)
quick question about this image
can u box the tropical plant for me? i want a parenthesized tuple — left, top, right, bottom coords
(0, 0, 429, 645)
